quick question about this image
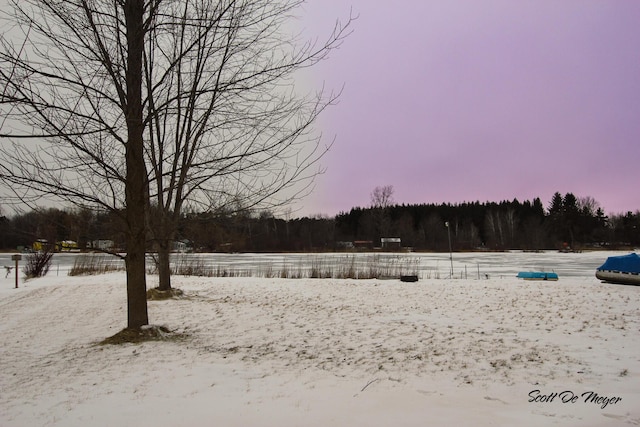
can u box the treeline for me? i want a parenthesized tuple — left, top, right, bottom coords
(1, 192, 639, 252)
(335, 194, 637, 251)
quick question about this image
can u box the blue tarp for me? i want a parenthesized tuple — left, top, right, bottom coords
(597, 253, 640, 274)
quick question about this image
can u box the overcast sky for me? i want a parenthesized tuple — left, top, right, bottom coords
(294, 0, 640, 217)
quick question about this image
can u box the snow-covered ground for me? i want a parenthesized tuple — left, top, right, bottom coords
(1, 251, 639, 426)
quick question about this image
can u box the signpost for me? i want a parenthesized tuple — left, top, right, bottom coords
(11, 254, 22, 289)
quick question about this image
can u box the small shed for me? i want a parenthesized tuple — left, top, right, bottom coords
(381, 237, 401, 251)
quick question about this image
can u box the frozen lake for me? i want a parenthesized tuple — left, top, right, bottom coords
(0, 250, 633, 280)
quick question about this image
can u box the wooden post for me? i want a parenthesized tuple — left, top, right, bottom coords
(11, 254, 22, 289)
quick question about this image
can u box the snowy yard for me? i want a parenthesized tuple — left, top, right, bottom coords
(1, 251, 639, 426)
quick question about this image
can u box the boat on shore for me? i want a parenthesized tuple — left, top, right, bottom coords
(516, 271, 558, 281)
(595, 253, 640, 285)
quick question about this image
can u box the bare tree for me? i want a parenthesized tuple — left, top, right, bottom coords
(142, 1, 352, 291)
(1, 0, 352, 306)
(369, 185, 394, 239)
(484, 209, 517, 249)
(577, 196, 601, 216)
(370, 185, 394, 209)
(0, 0, 156, 329)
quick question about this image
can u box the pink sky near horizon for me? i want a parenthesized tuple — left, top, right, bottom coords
(293, 0, 640, 217)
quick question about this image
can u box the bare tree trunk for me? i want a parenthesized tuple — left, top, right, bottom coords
(156, 238, 173, 291)
(124, 0, 148, 329)
(148, 207, 174, 291)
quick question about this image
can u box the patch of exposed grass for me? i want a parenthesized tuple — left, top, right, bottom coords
(99, 325, 187, 345)
(146, 287, 185, 300)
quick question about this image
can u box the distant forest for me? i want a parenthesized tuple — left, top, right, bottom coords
(1, 192, 639, 252)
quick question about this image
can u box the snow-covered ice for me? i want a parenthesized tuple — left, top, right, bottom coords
(1, 251, 639, 426)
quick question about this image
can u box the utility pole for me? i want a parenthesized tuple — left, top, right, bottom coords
(445, 222, 453, 278)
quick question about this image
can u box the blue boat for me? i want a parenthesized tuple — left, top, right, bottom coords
(517, 271, 559, 281)
(596, 253, 640, 285)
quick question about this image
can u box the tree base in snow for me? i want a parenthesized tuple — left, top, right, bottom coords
(99, 325, 184, 344)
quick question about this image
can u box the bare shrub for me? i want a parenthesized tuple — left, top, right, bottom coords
(23, 250, 54, 279)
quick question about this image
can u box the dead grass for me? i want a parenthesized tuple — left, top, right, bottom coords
(69, 254, 124, 276)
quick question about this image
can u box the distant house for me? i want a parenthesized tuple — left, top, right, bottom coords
(32, 239, 50, 252)
(33, 239, 81, 252)
(173, 240, 192, 253)
(381, 237, 401, 251)
(56, 240, 80, 252)
(90, 240, 115, 252)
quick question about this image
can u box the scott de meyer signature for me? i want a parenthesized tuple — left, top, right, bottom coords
(528, 390, 622, 409)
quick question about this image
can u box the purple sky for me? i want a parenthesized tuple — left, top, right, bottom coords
(294, 0, 640, 217)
